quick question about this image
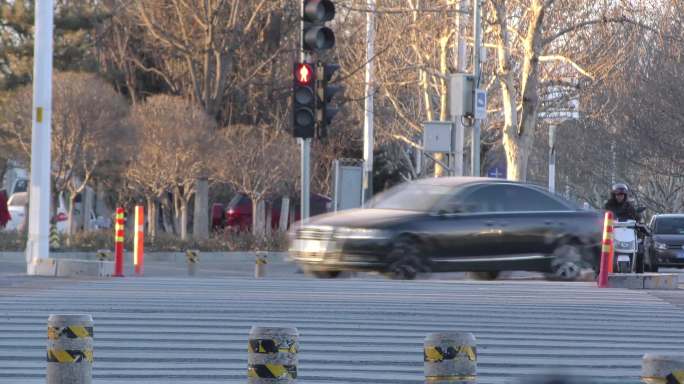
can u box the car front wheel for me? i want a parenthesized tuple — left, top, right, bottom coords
(546, 244, 583, 281)
(384, 236, 430, 280)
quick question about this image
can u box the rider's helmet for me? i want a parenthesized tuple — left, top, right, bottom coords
(611, 183, 628, 199)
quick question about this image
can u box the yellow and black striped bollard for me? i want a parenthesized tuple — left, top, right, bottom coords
(186, 249, 199, 276)
(255, 252, 268, 278)
(424, 332, 477, 383)
(47, 314, 94, 384)
(49, 224, 60, 250)
(247, 326, 298, 383)
(642, 354, 684, 383)
(96, 249, 111, 261)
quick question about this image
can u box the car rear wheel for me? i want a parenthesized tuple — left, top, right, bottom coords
(546, 244, 583, 281)
(467, 271, 500, 280)
(384, 236, 430, 280)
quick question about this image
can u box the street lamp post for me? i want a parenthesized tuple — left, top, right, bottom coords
(26, 0, 54, 275)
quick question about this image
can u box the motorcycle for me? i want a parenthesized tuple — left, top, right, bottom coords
(612, 207, 649, 273)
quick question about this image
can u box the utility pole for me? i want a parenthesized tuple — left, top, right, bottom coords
(26, 0, 54, 275)
(450, 0, 467, 177)
(362, 0, 375, 203)
(548, 125, 556, 193)
(470, 0, 483, 177)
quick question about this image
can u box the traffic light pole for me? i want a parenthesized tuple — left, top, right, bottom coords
(362, 0, 375, 204)
(300, 1, 310, 222)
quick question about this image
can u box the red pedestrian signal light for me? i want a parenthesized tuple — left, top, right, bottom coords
(295, 63, 314, 85)
(292, 62, 317, 139)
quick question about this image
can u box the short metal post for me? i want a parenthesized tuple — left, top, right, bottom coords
(47, 314, 93, 384)
(186, 249, 199, 276)
(248, 326, 298, 383)
(255, 252, 267, 278)
(424, 332, 476, 383)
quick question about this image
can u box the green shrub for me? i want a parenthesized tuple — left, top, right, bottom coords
(0, 231, 27, 251)
(0, 229, 289, 252)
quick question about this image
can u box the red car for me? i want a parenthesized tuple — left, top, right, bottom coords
(213, 193, 331, 232)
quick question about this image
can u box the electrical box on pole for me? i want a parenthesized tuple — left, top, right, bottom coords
(448, 74, 487, 121)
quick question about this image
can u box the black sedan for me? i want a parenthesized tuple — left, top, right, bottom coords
(648, 214, 684, 269)
(289, 177, 602, 280)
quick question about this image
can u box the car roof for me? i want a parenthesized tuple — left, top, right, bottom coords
(412, 176, 520, 188)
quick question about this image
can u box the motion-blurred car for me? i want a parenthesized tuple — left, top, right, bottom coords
(648, 214, 684, 270)
(289, 177, 602, 280)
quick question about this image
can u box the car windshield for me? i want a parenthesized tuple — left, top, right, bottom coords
(368, 183, 453, 211)
(654, 217, 684, 235)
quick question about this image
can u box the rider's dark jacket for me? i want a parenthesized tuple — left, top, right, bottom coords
(604, 197, 640, 222)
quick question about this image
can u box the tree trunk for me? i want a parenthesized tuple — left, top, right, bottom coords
(503, 132, 531, 181)
(193, 178, 209, 240)
(174, 193, 182, 235)
(146, 196, 157, 240)
(82, 186, 94, 231)
(160, 194, 175, 234)
(67, 195, 77, 245)
(180, 198, 188, 240)
(252, 198, 265, 236)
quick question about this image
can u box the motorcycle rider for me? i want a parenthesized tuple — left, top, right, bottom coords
(604, 183, 651, 272)
(604, 183, 641, 222)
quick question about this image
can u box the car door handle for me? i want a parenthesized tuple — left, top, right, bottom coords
(484, 221, 495, 227)
(544, 220, 553, 225)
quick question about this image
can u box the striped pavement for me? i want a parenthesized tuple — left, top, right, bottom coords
(0, 276, 683, 383)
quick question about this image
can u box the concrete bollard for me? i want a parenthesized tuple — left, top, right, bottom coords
(642, 354, 684, 383)
(255, 252, 268, 278)
(247, 326, 298, 383)
(96, 249, 111, 261)
(424, 332, 477, 383)
(186, 249, 199, 276)
(46, 314, 94, 384)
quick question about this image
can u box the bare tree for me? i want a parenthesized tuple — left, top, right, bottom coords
(128, 94, 215, 239)
(212, 123, 298, 234)
(0, 72, 129, 235)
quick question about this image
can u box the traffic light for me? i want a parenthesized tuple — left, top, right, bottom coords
(315, 63, 343, 139)
(302, 0, 336, 53)
(292, 62, 316, 139)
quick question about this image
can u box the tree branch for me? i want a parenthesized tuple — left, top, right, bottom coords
(538, 54, 594, 79)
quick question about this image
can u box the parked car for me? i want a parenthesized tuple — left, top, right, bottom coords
(647, 214, 684, 270)
(216, 193, 332, 232)
(289, 177, 603, 280)
(5, 192, 28, 231)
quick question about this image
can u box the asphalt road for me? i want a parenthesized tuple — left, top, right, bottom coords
(1, 257, 684, 383)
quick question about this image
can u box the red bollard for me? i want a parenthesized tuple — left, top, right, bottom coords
(114, 208, 125, 277)
(597, 211, 614, 288)
(133, 205, 145, 276)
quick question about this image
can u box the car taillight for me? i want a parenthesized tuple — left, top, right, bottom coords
(227, 209, 235, 216)
(55, 213, 67, 222)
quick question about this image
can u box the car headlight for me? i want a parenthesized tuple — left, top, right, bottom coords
(334, 228, 391, 240)
(655, 242, 668, 250)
